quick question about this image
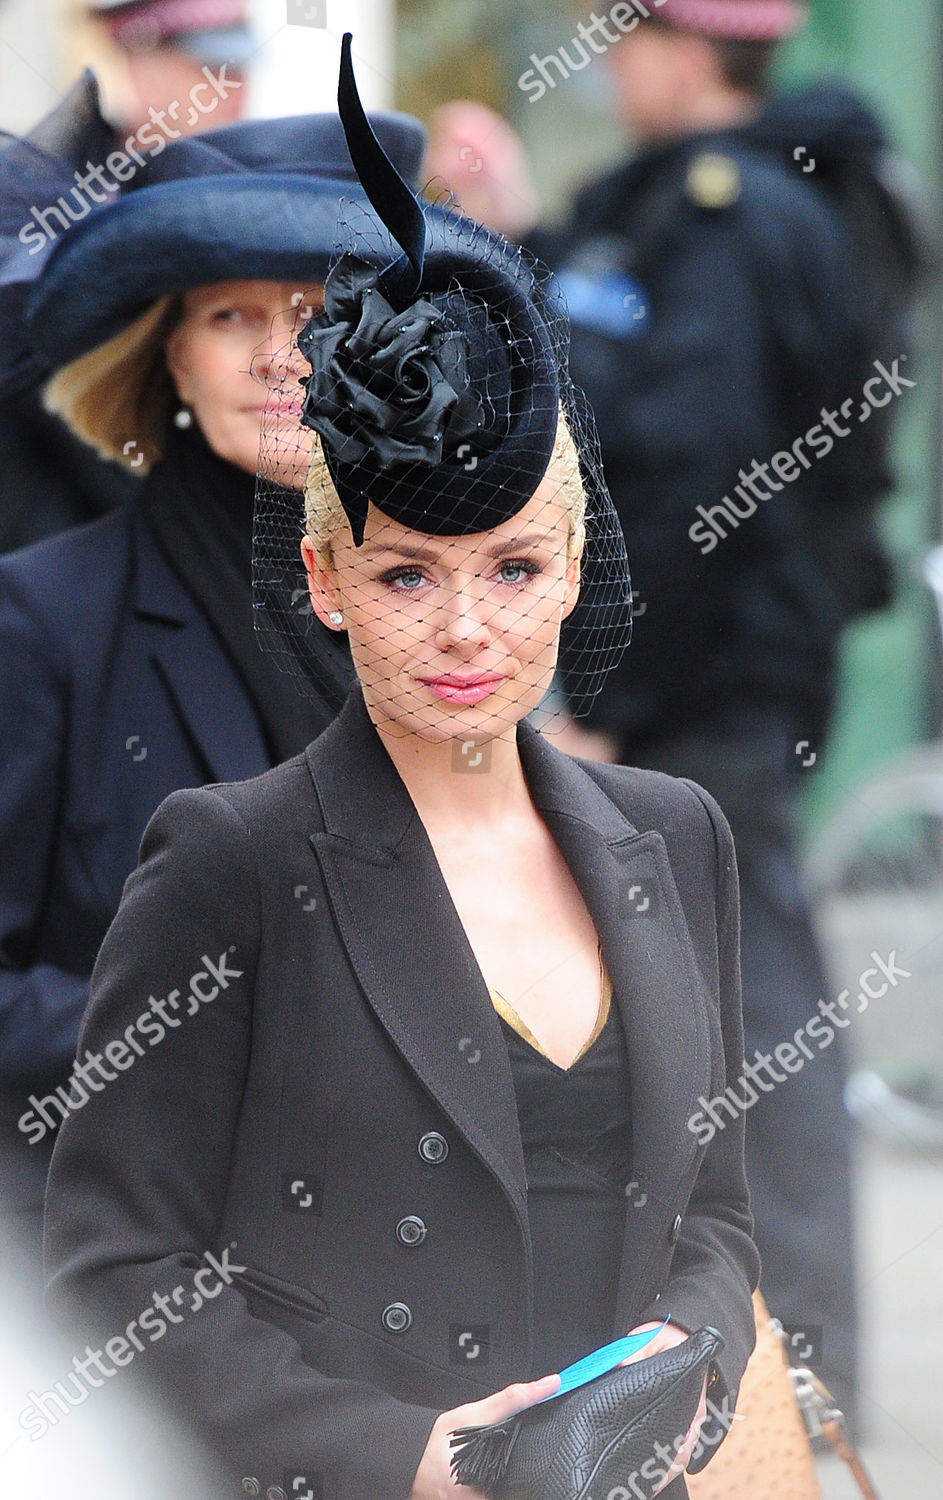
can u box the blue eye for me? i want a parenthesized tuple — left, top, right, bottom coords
(498, 560, 541, 585)
(381, 566, 427, 591)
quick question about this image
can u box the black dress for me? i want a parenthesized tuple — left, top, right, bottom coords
(489, 972, 634, 1377)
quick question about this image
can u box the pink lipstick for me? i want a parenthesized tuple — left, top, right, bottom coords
(419, 673, 505, 705)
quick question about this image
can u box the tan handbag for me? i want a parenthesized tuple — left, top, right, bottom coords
(687, 1290, 822, 1499)
(688, 1291, 881, 1500)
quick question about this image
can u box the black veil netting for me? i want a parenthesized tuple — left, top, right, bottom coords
(252, 35, 632, 723)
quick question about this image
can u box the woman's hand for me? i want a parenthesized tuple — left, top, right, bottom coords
(409, 1373, 560, 1499)
(622, 1321, 709, 1495)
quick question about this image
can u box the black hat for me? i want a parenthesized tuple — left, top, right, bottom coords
(296, 234, 565, 550)
(292, 36, 562, 547)
(0, 70, 426, 395)
(253, 35, 633, 717)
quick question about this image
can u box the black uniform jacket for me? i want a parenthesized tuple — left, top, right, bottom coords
(45, 689, 759, 1500)
(537, 89, 883, 749)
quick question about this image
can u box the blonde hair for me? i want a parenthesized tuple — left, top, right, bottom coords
(303, 408, 587, 559)
(43, 294, 182, 473)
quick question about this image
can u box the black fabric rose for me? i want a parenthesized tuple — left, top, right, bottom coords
(297, 254, 483, 468)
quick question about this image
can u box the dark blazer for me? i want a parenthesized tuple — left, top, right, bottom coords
(45, 689, 759, 1500)
(0, 498, 274, 1211)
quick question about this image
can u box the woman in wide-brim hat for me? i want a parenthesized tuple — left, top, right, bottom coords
(0, 80, 424, 1257)
(44, 40, 758, 1499)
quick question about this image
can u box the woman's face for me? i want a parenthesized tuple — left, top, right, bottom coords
(302, 474, 582, 743)
(165, 279, 323, 478)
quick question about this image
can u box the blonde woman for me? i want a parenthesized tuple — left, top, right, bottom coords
(45, 44, 758, 1499)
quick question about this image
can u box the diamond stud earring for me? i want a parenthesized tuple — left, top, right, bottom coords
(328, 611, 344, 626)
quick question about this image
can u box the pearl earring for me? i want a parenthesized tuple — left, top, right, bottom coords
(328, 610, 344, 626)
(174, 407, 193, 429)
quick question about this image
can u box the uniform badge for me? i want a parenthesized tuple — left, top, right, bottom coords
(685, 152, 741, 209)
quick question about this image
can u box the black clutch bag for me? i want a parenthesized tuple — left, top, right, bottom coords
(449, 1325, 724, 1500)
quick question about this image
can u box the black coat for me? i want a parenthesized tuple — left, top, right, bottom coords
(0, 388, 133, 554)
(45, 689, 759, 1499)
(0, 493, 330, 1214)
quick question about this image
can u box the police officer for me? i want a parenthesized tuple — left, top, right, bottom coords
(527, 0, 913, 1428)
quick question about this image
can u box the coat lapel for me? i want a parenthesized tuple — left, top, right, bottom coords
(306, 695, 529, 1224)
(520, 729, 711, 1207)
(133, 509, 270, 784)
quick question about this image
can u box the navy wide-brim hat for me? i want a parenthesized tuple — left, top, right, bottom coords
(0, 70, 425, 392)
